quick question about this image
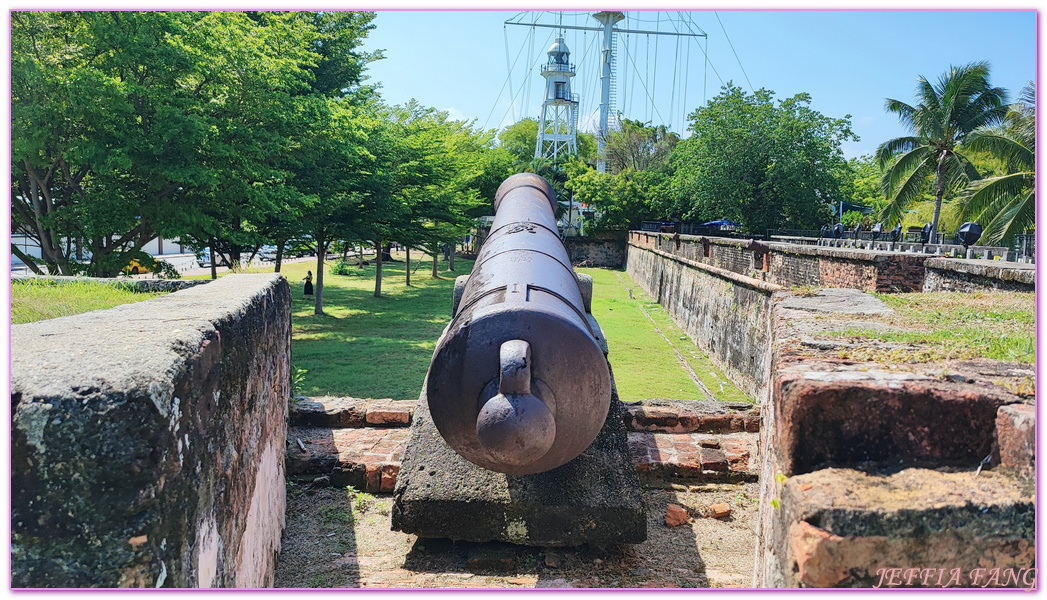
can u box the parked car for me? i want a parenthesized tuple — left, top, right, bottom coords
(258, 245, 278, 261)
(196, 249, 228, 268)
(124, 258, 152, 275)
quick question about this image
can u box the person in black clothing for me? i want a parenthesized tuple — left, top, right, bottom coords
(303, 271, 314, 296)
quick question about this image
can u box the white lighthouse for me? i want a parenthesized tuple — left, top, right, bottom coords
(534, 35, 579, 162)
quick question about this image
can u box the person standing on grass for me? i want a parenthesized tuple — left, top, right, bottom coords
(303, 271, 314, 297)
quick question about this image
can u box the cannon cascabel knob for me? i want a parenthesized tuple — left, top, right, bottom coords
(476, 340, 556, 466)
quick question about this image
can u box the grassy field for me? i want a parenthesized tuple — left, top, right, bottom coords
(11, 278, 167, 324)
(580, 267, 750, 404)
(274, 253, 466, 399)
(832, 290, 1035, 364)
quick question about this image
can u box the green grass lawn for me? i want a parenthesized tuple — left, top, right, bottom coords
(579, 267, 751, 404)
(245, 254, 751, 403)
(11, 278, 167, 324)
(274, 252, 467, 399)
(833, 290, 1035, 364)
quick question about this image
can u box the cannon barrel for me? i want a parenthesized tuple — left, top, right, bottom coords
(426, 173, 611, 475)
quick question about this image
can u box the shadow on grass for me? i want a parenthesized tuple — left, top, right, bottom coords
(289, 257, 472, 400)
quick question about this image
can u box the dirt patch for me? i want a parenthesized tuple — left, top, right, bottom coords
(274, 481, 760, 589)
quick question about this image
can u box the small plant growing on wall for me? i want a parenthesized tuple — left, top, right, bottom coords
(290, 365, 308, 408)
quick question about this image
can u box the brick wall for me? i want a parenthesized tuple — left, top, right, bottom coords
(12, 274, 291, 588)
(629, 232, 931, 292)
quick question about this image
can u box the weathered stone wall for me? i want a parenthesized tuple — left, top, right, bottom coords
(754, 291, 1034, 588)
(563, 237, 626, 268)
(11, 274, 291, 588)
(625, 241, 780, 399)
(923, 258, 1035, 292)
(627, 233, 1035, 587)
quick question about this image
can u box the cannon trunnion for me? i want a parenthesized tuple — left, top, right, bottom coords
(426, 174, 611, 475)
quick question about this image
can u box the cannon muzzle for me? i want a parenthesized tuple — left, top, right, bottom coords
(426, 174, 611, 475)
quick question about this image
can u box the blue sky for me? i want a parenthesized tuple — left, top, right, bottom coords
(361, 9, 1036, 159)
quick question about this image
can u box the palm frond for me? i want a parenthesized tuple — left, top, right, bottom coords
(885, 145, 932, 193)
(955, 171, 1032, 225)
(1016, 81, 1035, 109)
(965, 131, 1034, 171)
(957, 103, 1008, 135)
(879, 159, 932, 226)
(875, 136, 922, 169)
(980, 189, 1035, 246)
(952, 151, 983, 184)
(939, 152, 979, 192)
(884, 99, 917, 131)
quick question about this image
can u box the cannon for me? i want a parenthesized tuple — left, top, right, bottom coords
(426, 173, 611, 476)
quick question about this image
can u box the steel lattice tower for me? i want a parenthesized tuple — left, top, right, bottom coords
(534, 35, 579, 162)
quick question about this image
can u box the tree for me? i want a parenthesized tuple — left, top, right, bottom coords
(564, 160, 670, 233)
(839, 155, 885, 212)
(603, 117, 678, 174)
(953, 82, 1035, 245)
(876, 62, 1008, 242)
(11, 11, 382, 280)
(11, 11, 210, 276)
(672, 84, 855, 233)
(498, 118, 539, 167)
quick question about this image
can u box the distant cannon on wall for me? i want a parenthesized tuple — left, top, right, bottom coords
(426, 173, 611, 476)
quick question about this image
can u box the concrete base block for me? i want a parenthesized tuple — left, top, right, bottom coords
(391, 365, 647, 547)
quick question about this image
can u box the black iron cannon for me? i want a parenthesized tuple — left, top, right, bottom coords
(426, 173, 611, 476)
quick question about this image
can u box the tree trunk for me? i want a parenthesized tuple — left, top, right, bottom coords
(209, 238, 218, 280)
(314, 238, 327, 315)
(11, 245, 43, 274)
(381, 243, 393, 262)
(274, 240, 284, 273)
(357, 244, 364, 266)
(374, 240, 383, 298)
(405, 246, 411, 287)
(930, 151, 948, 244)
(431, 244, 439, 278)
(449, 242, 455, 272)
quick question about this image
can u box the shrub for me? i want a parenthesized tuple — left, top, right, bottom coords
(154, 260, 181, 279)
(331, 259, 354, 276)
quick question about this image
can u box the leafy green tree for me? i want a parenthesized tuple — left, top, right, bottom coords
(953, 82, 1034, 245)
(12, 11, 208, 275)
(498, 118, 539, 166)
(603, 117, 678, 174)
(470, 145, 515, 216)
(876, 62, 1008, 242)
(838, 155, 885, 213)
(672, 84, 855, 233)
(564, 160, 670, 233)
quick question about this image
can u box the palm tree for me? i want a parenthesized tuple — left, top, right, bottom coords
(876, 62, 1008, 242)
(953, 82, 1035, 246)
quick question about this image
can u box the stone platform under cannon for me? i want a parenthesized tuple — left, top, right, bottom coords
(390, 363, 647, 547)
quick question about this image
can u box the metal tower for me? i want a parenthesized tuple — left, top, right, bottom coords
(507, 11, 706, 173)
(592, 11, 624, 173)
(534, 35, 579, 162)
